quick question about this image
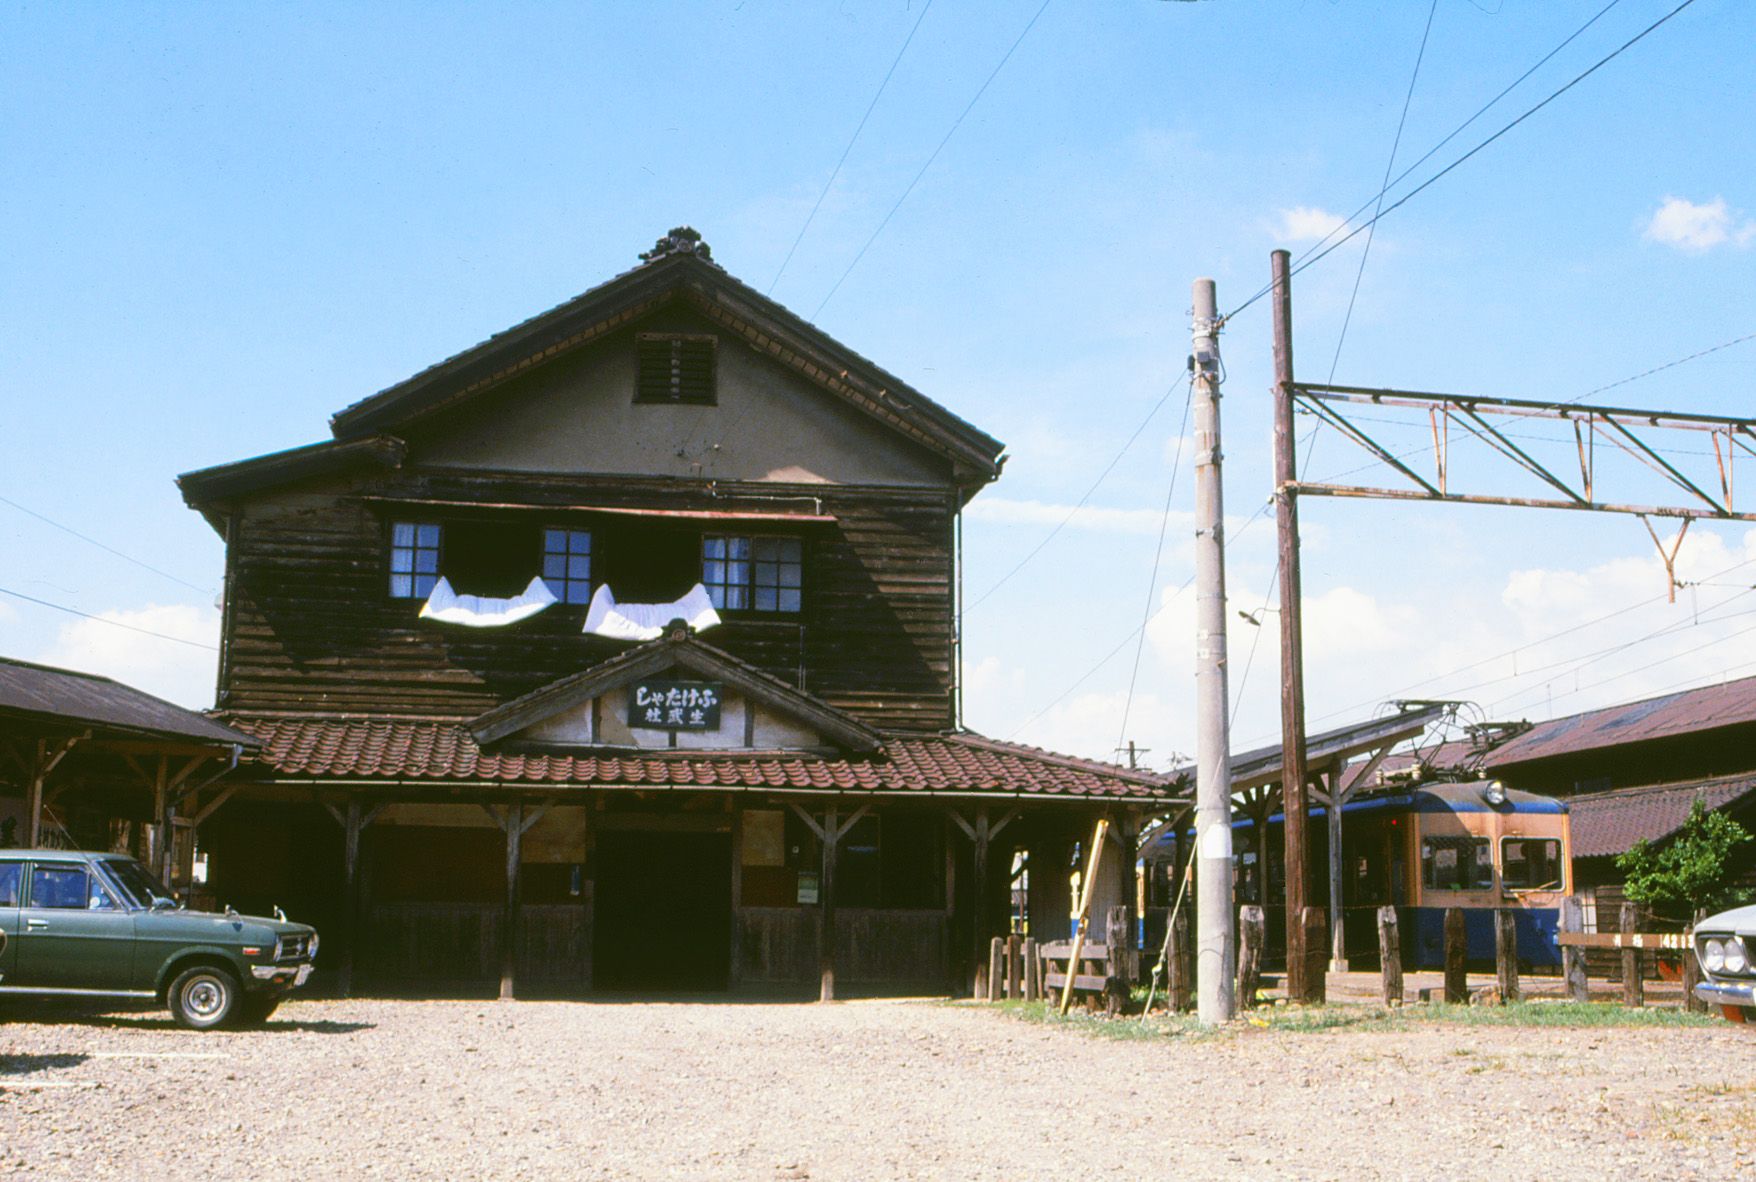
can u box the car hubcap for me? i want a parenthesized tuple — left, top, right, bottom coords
(188, 980, 224, 1017)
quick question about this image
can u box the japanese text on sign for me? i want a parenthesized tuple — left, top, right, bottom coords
(629, 679, 723, 731)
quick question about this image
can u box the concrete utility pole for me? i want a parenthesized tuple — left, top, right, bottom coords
(1270, 249, 1315, 1002)
(1191, 277, 1236, 1024)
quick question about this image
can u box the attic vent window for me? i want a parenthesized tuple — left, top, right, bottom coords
(636, 333, 716, 405)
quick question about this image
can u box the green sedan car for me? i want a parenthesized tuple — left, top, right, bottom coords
(0, 849, 318, 1029)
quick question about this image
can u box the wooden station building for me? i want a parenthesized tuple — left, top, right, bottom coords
(176, 229, 1177, 999)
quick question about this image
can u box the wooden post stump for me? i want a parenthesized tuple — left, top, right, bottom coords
(1169, 909, 1193, 1013)
(1443, 907, 1468, 1004)
(1560, 895, 1590, 1003)
(987, 937, 1005, 1002)
(1104, 906, 1131, 1015)
(1022, 937, 1040, 1002)
(1006, 934, 1022, 1000)
(1620, 902, 1644, 1008)
(1377, 906, 1402, 1007)
(1494, 908, 1520, 1005)
(1237, 905, 1265, 1009)
(1302, 906, 1328, 1004)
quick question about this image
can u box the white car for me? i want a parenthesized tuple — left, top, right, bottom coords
(1694, 903, 1756, 1022)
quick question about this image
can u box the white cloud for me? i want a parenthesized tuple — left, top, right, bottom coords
(1643, 195, 1755, 254)
(1272, 206, 1347, 244)
(34, 602, 221, 709)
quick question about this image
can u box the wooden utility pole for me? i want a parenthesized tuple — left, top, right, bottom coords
(1270, 248, 1314, 1003)
(1191, 276, 1236, 1024)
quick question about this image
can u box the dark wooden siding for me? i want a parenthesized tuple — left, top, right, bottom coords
(218, 469, 956, 729)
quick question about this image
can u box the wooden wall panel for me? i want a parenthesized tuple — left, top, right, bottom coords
(218, 470, 958, 729)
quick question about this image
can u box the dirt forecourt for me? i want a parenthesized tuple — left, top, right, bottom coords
(2, 996, 1752, 1181)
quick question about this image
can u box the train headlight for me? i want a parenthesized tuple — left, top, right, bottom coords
(1704, 938, 1727, 973)
(1481, 781, 1508, 806)
(1725, 939, 1749, 974)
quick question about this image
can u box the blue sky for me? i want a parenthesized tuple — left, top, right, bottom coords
(3, 1, 1752, 768)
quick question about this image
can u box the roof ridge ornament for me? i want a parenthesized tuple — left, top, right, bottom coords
(639, 226, 715, 265)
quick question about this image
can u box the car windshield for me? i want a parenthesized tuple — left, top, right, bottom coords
(98, 859, 179, 910)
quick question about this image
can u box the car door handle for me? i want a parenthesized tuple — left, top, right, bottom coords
(25, 918, 48, 930)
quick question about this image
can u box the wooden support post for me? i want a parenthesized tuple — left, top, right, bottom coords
(1106, 904, 1131, 1002)
(1022, 937, 1041, 1002)
(1236, 905, 1264, 1010)
(1169, 909, 1193, 1013)
(339, 798, 363, 999)
(1377, 907, 1402, 1007)
(819, 805, 838, 1003)
(970, 805, 990, 1001)
(1324, 769, 1348, 971)
(501, 801, 523, 1002)
(1620, 902, 1644, 1007)
(1443, 907, 1468, 1004)
(1302, 906, 1328, 1004)
(1272, 249, 1313, 1005)
(1006, 934, 1022, 1000)
(1560, 895, 1590, 1003)
(155, 757, 176, 884)
(986, 937, 1005, 1002)
(1494, 908, 1520, 1004)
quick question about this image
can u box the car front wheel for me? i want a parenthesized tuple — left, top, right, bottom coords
(168, 966, 238, 1030)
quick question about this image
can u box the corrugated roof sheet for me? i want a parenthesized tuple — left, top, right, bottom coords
(0, 657, 258, 748)
(223, 715, 1175, 800)
(1566, 773, 1756, 858)
(1486, 675, 1756, 767)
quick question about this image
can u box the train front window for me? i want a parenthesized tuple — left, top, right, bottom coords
(1502, 838, 1563, 891)
(1421, 836, 1493, 892)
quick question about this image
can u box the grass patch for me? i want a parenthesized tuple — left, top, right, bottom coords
(984, 997, 1718, 1041)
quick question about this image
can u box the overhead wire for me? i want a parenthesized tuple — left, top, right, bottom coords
(0, 585, 218, 651)
(810, 0, 1054, 319)
(1273, 0, 1624, 294)
(0, 493, 212, 595)
(1113, 386, 1194, 758)
(966, 372, 1188, 614)
(1225, 0, 1697, 321)
(766, 0, 935, 297)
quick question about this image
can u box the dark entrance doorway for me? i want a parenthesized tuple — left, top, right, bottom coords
(593, 830, 732, 991)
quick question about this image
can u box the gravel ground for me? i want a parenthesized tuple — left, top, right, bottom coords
(2, 996, 1753, 1181)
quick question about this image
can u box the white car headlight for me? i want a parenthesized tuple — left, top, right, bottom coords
(1725, 938, 1749, 974)
(1704, 938, 1727, 973)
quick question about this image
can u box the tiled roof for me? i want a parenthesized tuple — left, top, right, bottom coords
(222, 715, 1174, 801)
(1484, 675, 1756, 767)
(1567, 773, 1756, 859)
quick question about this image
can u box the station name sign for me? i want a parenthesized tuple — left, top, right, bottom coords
(629, 679, 723, 731)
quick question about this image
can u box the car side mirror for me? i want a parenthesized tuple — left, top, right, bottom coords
(151, 897, 178, 912)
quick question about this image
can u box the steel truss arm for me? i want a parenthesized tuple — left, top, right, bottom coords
(1290, 384, 1756, 523)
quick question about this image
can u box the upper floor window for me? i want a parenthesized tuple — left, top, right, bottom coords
(635, 333, 716, 405)
(703, 535, 801, 613)
(390, 522, 441, 599)
(542, 528, 594, 604)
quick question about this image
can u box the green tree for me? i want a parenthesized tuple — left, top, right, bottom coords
(1616, 799, 1753, 922)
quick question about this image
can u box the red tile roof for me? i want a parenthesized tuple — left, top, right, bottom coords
(222, 715, 1175, 801)
(1566, 773, 1756, 859)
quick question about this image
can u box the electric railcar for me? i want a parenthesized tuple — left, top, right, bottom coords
(1144, 780, 1572, 969)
